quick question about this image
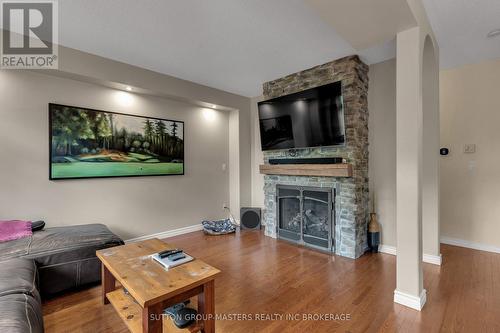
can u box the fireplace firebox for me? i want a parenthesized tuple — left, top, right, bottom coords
(276, 185, 336, 252)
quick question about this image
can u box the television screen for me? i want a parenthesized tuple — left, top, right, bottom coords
(258, 81, 345, 151)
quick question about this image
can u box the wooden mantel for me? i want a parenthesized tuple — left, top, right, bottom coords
(259, 163, 353, 178)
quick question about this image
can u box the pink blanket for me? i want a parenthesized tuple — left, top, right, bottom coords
(0, 220, 32, 242)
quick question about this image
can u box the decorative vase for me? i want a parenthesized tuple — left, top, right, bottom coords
(368, 212, 380, 253)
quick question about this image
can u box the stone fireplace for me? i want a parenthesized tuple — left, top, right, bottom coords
(260, 55, 369, 259)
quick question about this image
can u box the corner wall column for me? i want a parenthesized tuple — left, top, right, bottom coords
(422, 36, 441, 265)
(395, 27, 426, 310)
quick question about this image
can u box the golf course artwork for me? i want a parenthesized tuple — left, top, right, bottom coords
(49, 104, 184, 180)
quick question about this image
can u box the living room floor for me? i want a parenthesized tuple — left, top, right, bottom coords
(42, 231, 500, 333)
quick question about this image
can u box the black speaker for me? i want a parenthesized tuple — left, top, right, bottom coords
(240, 208, 261, 230)
(269, 157, 344, 165)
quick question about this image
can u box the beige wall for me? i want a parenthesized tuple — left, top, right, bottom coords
(0, 70, 231, 240)
(350, 56, 500, 254)
(440, 58, 500, 249)
(49, 45, 253, 215)
(368, 59, 397, 247)
(229, 110, 240, 215)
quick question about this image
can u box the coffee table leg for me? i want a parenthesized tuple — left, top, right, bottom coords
(101, 263, 115, 305)
(142, 303, 163, 333)
(198, 280, 215, 333)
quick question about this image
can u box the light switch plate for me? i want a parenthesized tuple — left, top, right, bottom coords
(468, 160, 477, 174)
(464, 144, 476, 153)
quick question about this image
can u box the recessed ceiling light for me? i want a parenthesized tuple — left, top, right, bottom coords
(487, 29, 500, 38)
(211, 104, 217, 109)
(125, 86, 132, 91)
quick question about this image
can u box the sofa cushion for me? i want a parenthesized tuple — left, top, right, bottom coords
(0, 223, 123, 297)
(0, 258, 39, 302)
(0, 293, 44, 333)
(0, 223, 123, 263)
(24, 223, 123, 265)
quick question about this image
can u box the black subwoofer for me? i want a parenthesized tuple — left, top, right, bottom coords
(240, 208, 261, 230)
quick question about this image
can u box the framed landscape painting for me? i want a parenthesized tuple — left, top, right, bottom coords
(49, 103, 184, 180)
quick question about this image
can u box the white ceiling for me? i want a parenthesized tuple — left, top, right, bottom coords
(305, 0, 416, 50)
(422, 0, 500, 69)
(59, 0, 395, 97)
(58, 1, 500, 97)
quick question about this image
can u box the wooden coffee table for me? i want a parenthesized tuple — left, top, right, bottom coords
(96, 238, 221, 333)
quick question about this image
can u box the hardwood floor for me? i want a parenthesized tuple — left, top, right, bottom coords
(43, 231, 500, 332)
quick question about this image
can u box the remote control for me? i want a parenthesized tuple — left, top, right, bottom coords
(168, 252, 186, 261)
(159, 249, 182, 259)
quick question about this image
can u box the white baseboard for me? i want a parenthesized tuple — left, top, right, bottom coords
(381, 238, 500, 261)
(379, 245, 397, 256)
(441, 236, 500, 254)
(379, 245, 442, 266)
(394, 289, 426, 311)
(423, 253, 442, 265)
(125, 224, 203, 243)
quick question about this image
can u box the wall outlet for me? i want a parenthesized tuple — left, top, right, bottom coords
(464, 144, 476, 153)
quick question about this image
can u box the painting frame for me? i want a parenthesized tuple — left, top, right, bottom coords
(49, 103, 185, 180)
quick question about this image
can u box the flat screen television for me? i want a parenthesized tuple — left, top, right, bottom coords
(258, 81, 345, 151)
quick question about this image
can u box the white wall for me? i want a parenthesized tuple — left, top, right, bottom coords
(0, 70, 231, 240)
(440, 58, 500, 249)
(368, 59, 397, 247)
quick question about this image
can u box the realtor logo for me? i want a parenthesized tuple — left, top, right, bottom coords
(1, 0, 58, 69)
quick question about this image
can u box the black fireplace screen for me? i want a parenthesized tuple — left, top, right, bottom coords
(303, 190, 330, 240)
(278, 188, 301, 233)
(277, 185, 334, 251)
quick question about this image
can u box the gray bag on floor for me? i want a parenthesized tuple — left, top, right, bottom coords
(202, 219, 236, 235)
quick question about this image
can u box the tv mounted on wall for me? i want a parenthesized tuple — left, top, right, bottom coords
(258, 81, 345, 151)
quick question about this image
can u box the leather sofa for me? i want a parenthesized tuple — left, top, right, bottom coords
(0, 259, 43, 333)
(0, 224, 124, 332)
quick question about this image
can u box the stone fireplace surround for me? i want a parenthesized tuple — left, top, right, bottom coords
(261, 55, 369, 259)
